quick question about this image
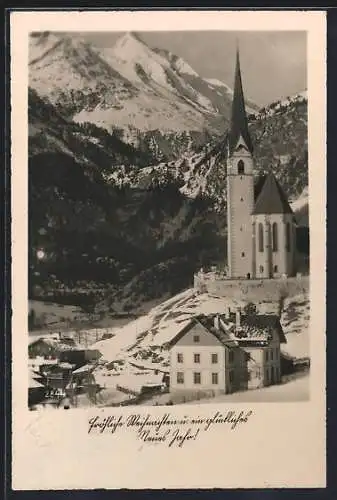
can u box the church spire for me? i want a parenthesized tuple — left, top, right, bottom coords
(228, 48, 253, 156)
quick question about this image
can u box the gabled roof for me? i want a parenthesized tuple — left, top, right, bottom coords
(167, 313, 286, 349)
(196, 315, 238, 348)
(228, 50, 253, 156)
(253, 172, 293, 215)
(219, 313, 287, 344)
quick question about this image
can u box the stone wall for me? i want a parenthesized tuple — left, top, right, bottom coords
(194, 274, 309, 302)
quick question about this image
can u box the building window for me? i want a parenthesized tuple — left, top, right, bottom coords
(193, 372, 201, 384)
(228, 350, 234, 363)
(259, 265, 264, 273)
(177, 372, 184, 384)
(273, 265, 278, 273)
(240, 197, 244, 202)
(193, 335, 200, 343)
(286, 223, 291, 252)
(194, 353, 200, 363)
(238, 160, 245, 174)
(177, 353, 183, 363)
(212, 373, 219, 385)
(241, 252, 245, 257)
(271, 349, 274, 361)
(265, 350, 269, 362)
(211, 353, 218, 364)
(258, 223, 264, 252)
(229, 370, 234, 384)
(272, 222, 278, 252)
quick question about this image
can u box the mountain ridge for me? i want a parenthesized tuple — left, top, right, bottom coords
(28, 32, 308, 313)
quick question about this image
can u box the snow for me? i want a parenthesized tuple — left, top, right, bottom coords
(29, 32, 63, 65)
(103, 33, 172, 89)
(111, 371, 164, 394)
(29, 31, 240, 135)
(91, 313, 154, 360)
(29, 371, 45, 389)
(185, 374, 310, 403)
(174, 56, 199, 77)
(205, 78, 233, 93)
(291, 187, 308, 214)
(280, 293, 310, 359)
(27, 285, 310, 404)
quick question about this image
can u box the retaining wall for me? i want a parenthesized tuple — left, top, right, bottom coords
(194, 274, 309, 302)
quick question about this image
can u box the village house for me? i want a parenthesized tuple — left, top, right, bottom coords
(59, 347, 102, 368)
(28, 337, 60, 360)
(168, 307, 286, 399)
(28, 336, 102, 369)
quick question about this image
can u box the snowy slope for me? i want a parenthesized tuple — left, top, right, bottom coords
(88, 288, 309, 397)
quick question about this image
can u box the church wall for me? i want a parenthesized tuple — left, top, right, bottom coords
(287, 214, 297, 276)
(253, 214, 297, 278)
(253, 214, 271, 279)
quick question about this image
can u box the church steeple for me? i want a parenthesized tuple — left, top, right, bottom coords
(228, 48, 253, 156)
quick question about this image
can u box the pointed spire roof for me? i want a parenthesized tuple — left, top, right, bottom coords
(253, 171, 293, 215)
(228, 48, 253, 156)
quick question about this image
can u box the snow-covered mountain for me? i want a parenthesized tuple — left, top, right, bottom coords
(28, 32, 308, 312)
(29, 31, 258, 152)
(104, 89, 308, 213)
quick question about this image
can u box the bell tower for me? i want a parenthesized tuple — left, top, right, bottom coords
(226, 49, 255, 278)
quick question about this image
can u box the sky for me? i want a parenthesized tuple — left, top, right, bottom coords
(76, 31, 307, 106)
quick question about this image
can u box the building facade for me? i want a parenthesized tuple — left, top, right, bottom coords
(226, 50, 297, 279)
(168, 309, 286, 398)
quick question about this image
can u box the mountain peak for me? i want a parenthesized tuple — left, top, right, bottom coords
(114, 31, 149, 51)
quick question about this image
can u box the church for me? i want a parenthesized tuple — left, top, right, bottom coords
(225, 50, 297, 280)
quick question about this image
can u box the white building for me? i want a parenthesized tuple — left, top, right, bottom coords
(168, 308, 286, 398)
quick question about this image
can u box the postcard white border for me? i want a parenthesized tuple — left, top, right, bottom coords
(11, 10, 326, 490)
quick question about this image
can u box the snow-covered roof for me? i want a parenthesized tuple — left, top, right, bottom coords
(73, 363, 95, 375)
(29, 371, 45, 389)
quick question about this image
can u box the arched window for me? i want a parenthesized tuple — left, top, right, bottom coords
(238, 160, 245, 175)
(272, 222, 278, 252)
(258, 223, 264, 252)
(286, 223, 291, 252)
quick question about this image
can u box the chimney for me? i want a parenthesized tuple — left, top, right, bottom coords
(214, 315, 220, 330)
(236, 308, 241, 329)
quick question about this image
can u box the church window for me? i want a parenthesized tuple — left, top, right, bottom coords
(240, 197, 244, 202)
(258, 223, 264, 252)
(241, 252, 245, 257)
(259, 265, 264, 273)
(286, 223, 291, 252)
(272, 223, 278, 252)
(238, 160, 245, 174)
(273, 265, 278, 273)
